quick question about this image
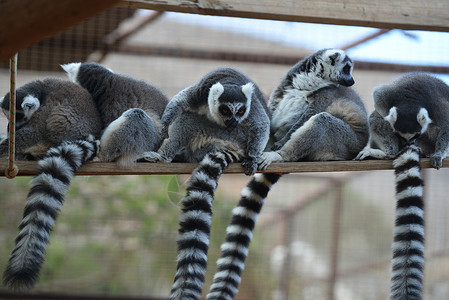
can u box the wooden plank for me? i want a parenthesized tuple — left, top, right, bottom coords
(0, 0, 120, 62)
(118, 0, 449, 32)
(1, 158, 447, 177)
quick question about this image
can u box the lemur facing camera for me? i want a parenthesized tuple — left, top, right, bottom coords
(356, 72, 449, 169)
(144, 66, 270, 175)
(205, 49, 370, 300)
(143, 67, 270, 300)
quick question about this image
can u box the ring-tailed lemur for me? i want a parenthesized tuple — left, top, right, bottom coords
(259, 48, 369, 168)
(1, 78, 102, 290)
(356, 72, 449, 169)
(390, 143, 425, 300)
(3, 137, 99, 290)
(3, 64, 169, 290)
(143, 67, 270, 300)
(205, 49, 370, 300)
(0, 78, 102, 159)
(144, 67, 270, 176)
(62, 62, 169, 167)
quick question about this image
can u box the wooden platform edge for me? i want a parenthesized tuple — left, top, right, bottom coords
(118, 0, 449, 32)
(0, 158, 447, 177)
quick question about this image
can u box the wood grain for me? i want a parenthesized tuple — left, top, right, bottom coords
(1, 158, 447, 177)
(0, 0, 120, 62)
(118, 0, 449, 32)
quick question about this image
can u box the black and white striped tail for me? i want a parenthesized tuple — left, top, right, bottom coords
(169, 150, 240, 300)
(3, 138, 98, 291)
(390, 144, 424, 300)
(206, 173, 282, 300)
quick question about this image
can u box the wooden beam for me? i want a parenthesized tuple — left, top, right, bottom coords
(0, 0, 120, 62)
(118, 0, 449, 32)
(0, 158, 447, 177)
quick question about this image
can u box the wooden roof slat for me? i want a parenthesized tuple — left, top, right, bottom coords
(0, 0, 121, 62)
(0, 158, 446, 177)
(118, 0, 449, 32)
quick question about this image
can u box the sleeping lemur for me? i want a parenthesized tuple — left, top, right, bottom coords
(205, 49, 370, 300)
(62, 62, 169, 167)
(0, 78, 102, 159)
(356, 72, 449, 169)
(1, 78, 103, 291)
(3, 64, 169, 291)
(142, 67, 270, 300)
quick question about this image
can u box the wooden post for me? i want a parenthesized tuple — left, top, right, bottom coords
(327, 183, 343, 300)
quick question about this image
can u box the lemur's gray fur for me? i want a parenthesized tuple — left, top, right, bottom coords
(204, 49, 369, 300)
(259, 49, 369, 169)
(149, 67, 269, 300)
(3, 137, 99, 291)
(0, 78, 102, 159)
(144, 67, 270, 175)
(356, 72, 449, 169)
(62, 62, 169, 166)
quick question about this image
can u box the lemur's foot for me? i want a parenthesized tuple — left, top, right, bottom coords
(355, 148, 387, 160)
(142, 151, 165, 162)
(258, 151, 282, 170)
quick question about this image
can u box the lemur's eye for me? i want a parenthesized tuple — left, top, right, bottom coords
(343, 64, 351, 74)
(237, 108, 246, 116)
(220, 107, 229, 115)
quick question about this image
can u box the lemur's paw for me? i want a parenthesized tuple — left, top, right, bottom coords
(241, 157, 257, 176)
(355, 148, 387, 160)
(271, 141, 283, 151)
(142, 151, 165, 162)
(258, 151, 282, 171)
(430, 153, 444, 170)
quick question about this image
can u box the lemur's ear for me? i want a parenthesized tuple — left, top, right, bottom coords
(328, 51, 340, 65)
(417, 107, 432, 134)
(209, 82, 224, 102)
(241, 82, 254, 102)
(384, 106, 397, 127)
(61, 62, 81, 83)
(21, 95, 41, 118)
(208, 82, 225, 125)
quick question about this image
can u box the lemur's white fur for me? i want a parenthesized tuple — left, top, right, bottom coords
(241, 82, 253, 120)
(22, 95, 40, 119)
(208, 82, 225, 126)
(323, 49, 349, 82)
(384, 107, 398, 130)
(98, 112, 128, 154)
(61, 63, 81, 84)
(418, 107, 432, 134)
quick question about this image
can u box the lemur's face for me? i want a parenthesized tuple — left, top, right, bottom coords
(1, 92, 40, 128)
(323, 49, 355, 87)
(384, 106, 432, 142)
(208, 82, 253, 129)
(217, 102, 248, 130)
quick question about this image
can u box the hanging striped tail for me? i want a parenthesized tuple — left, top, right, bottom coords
(206, 173, 282, 300)
(3, 137, 98, 291)
(390, 144, 425, 300)
(169, 150, 241, 300)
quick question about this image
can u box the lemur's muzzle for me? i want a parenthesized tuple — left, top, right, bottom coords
(225, 118, 238, 131)
(339, 77, 355, 87)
